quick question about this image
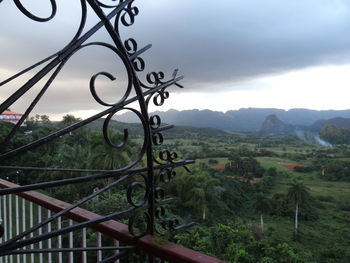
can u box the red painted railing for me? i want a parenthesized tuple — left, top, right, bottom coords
(0, 179, 225, 263)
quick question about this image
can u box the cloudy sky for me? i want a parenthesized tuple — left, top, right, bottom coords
(1, 0, 350, 120)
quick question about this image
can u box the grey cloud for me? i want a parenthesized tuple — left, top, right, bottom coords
(2, 0, 350, 115)
(128, 0, 350, 90)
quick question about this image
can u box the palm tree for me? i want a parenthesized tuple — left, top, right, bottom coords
(88, 130, 133, 170)
(87, 130, 134, 195)
(253, 193, 271, 233)
(176, 171, 220, 220)
(287, 182, 310, 235)
(185, 187, 207, 220)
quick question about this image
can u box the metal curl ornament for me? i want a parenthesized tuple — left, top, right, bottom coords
(155, 206, 165, 219)
(14, 0, 57, 22)
(155, 187, 165, 202)
(153, 89, 170, 106)
(159, 150, 178, 163)
(88, 42, 133, 107)
(154, 207, 168, 236)
(64, 0, 87, 50)
(126, 174, 149, 208)
(165, 218, 180, 230)
(156, 218, 181, 237)
(113, 0, 139, 34)
(100, 108, 149, 173)
(158, 168, 176, 184)
(103, 107, 144, 148)
(138, 68, 184, 110)
(150, 115, 161, 129)
(124, 38, 138, 55)
(121, 2, 139, 26)
(152, 133, 163, 146)
(90, 72, 118, 107)
(123, 38, 146, 72)
(147, 72, 165, 86)
(145, 88, 170, 107)
(128, 210, 151, 238)
(132, 57, 145, 72)
(140, 69, 179, 90)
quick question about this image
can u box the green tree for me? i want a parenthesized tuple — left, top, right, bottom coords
(40, 114, 50, 123)
(176, 171, 220, 220)
(253, 193, 271, 233)
(287, 182, 310, 235)
(87, 130, 133, 170)
(61, 114, 81, 126)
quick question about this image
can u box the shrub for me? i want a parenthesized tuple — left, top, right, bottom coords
(338, 202, 350, 212)
(315, 195, 335, 203)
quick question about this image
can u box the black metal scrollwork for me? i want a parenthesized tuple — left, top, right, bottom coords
(14, 0, 57, 22)
(127, 174, 149, 208)
(0, 0, 194, 259)
(121, 2, 139, 26)
(148, 109, 186, 241)
(128, 210, 151, 238)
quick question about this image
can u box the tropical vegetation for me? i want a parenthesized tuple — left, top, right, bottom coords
(0, 114, 349, 262)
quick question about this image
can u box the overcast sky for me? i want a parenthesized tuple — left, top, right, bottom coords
(1, 0, 350, 120)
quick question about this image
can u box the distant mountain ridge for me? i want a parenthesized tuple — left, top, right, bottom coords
(116, 108, 350, 132)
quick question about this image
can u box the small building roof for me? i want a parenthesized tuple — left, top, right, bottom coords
(283, 164, 306, 171)
(209, 164, 226, 172)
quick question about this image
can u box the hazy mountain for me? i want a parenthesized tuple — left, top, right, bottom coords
(260, 114, 295, 134)
(116, 108, 350, 132)
(116, 109, 237, 131)
(310, 117, 350, 131)
(85, 118, 230, 138)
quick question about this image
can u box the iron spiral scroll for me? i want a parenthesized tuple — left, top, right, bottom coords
(0, 0, 194, 261)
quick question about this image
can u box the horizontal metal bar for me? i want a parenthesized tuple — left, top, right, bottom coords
(129, 44, 152, 60)
(0, 165, 130, 173)
(0, 179, 223, 263)
(174, 222, 196, 230)
(99, 249, 129, 263)
(0, 207, 135, 254)
(6, 246, 133, 255)
(0, 159, 194, 195)
(0, 53, 58, 87)
(0, 173, 133, 248)
(156, 197, 176, 204)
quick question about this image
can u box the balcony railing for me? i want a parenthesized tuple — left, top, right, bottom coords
(0, 179, 224, 263)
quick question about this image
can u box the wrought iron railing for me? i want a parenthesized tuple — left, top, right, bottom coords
(0, 179, 224, 263)
(0, 0, 227, 262)
(0, 179, 122, 263)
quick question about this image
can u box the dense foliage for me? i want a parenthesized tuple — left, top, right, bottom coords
(320, 125, 350, 144)
(1, 116, 349, 263)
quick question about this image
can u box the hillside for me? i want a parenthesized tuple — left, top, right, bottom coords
(85, 118, 230, 139)
(116, 108, 350, 132)
(260, 114, 295, 134)
(310, 117, 350, 131)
